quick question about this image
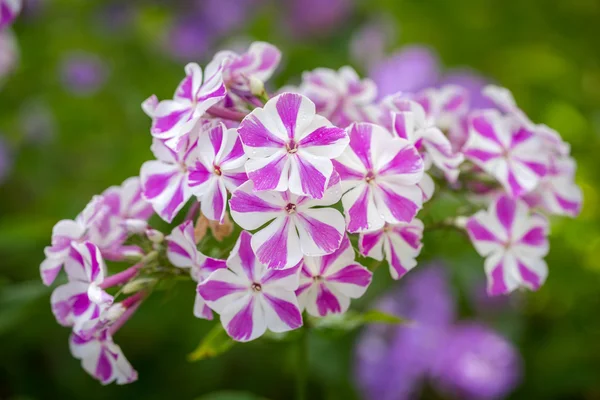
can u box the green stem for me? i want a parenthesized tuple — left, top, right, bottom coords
(295, 324, 308, 400)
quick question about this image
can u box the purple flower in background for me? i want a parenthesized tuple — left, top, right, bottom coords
(286, 0, 352, 37)
(440, 70, 494, 110)
(59, 52, 108, 96)
(369, 46, 441, 98)
(355, 266, 522, 400)
(0, 0, 21, 29)
(0, 135, 12, 184)
(165, 15, 211, 62)
(349, 19, 396, 69)
(432, 323, 522, 400)
(200, 0, 252, 36)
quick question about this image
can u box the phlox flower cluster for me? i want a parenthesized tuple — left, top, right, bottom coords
(39, 40, 582, 384)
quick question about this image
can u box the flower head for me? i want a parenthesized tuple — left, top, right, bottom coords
(70, 329, 137, 385)
(146, 62, 226, 150)
(465, 194, 549, 295)
(297, 236, 372, 317)
(238, 92, 348, 199)
(229, 173, 345, 270)
(188, 122, 248, 222)
(198, 231, 303, 342)
(166, 221, 227, 319)
(333, 122, 424, 233)
(359, 219, 424, 280)
(299, 66, 376, 127)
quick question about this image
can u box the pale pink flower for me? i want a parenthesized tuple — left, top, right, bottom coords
(296, 236, 372, 317)
(198, 231, 303, 342)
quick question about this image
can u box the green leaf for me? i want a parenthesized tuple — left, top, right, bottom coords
(188, 324, 235, 362)
(310, 309, 408, 335)
(0, 281, 51, 335)
(195, 391, 267, 400)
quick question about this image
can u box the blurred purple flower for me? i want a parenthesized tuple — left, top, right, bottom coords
(350, 18, 396, 69)
(286, 0, 352, 37)
(59, 52, 108, 96)
(432, 323, 522, 400)
(369, 46, 441, 98)
(0, 135, 12, 184)
(440, 69, 495, 110)
(355, 265, 522, 400)
(201, 0, 252, 36)
(0, 30, 18, 82)
(165, 16, 211, 62)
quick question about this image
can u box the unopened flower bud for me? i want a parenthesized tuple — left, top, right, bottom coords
(122, 277, 157, 294)
(146, 228, 164, 243)
(105, 303, 126, 322)
(249, 76, 265, 97)
(454, 216, 468, 229)
(125, 218, 148, 234)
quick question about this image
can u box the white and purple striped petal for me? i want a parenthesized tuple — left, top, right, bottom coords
(198, 231, 302, 342)
(334, 122, 424, 233)
(0, 0, 21, 29)
(70, 329, 137, 385)
(140, 138, 196, 223)
(359, 219, 424, 280)
(297, 236, 372, 317)
(238, 92, 348, 199)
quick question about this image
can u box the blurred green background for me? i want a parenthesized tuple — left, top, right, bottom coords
(1, 0, 599, 399)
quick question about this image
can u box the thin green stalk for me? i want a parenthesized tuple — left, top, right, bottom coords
(295, 324, 309, 400)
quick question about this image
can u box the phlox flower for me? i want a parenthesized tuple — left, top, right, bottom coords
(296, 236, 372, 317)
(237, 92, 348, 199)
(140, 137, 197, 223)
(300, 66, 376, 127)
(465, 194, 549, 295)
(0, 0, 21, 29)
(70, 329, 137, 385)
(88, 177, 153, 260)
(208, 41, 281, 96)
(333, 122, 424, 233)
(40, 195, 106, 286)
(229, 173, 345, 270)
(463, 109, 548, 198)
(166, 221, 226, 319)
(145, 62, 226, 150)
(51, 241, 113, 338)
(383, 95, 464, 183)
(359, 219, 424, 280)
(188, 122, 247, 222)
(198, 231, 303, 342)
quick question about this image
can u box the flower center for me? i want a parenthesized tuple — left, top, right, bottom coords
(214, 165, 222, 176)
(312, 275, 323, 283)
(285, 203, 297, 214)
(365, 170, 376, 183)
(251, 282, 262, 292)
(286, 141, 299, 154)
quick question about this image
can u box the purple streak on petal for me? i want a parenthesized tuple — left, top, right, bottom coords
(227, 297, 255, 341)
(168, 240, 191, 260)
(464, 149, 499, 163)
(488, 263, 508, 296)
(348, 123, 373, 170)
(72, 294, 92, 316)
(189, 162, 211, 187)
(239, 114, 285, 148)
(208, 124, 224, 156)
(237, 231, 258, 281)
(152, 108, 188, 135)
(556, 194, 581, 215)
(221, 138, 245, 164)
(298, 213, 342, 254)
(332, 159, 363, 181)
(315, 283, 341, 315)
(510, 127, 534, 148)
(348, 187, 370, 232)
(388, 240, 408, 279)
(143, 170, 179, 199)
(162, 181, 186, 222)
(378, 146, 423, 176)
(262, 266, 299, 285)
(295, 155, 327, 199)
(85, 242, 102, 281)
(223, 171, 248, 188)
(229, 190, 281, 213)
(471, 114, 501, 145)
(276, 93, 302, 140)
(202, 257, 227, 273)
(96, 348, 113, 383)
(397, 228, 421, 250)
(299, 126, 346, 148)
(507, 170, 523, 197)
(256, 218, 291, 270)
(295, 282, 312, 296)
(263, 293, 302, 328)
(198, 280, 246, 301)
(517, 262, 541, 289)
(379, 185, 419, 223)
(466, 219, 499, 242)
(360, 231, 382, 255)
(519, 227, 546, 247)
(495, 195, 516, 235)
(392, 112, 411, 140)
(176, 74, 193, 100)
(328, 264, 372, 286)
(319, 236, 351, 274)
(247, 153, 288, 191)
(521, 160, 547, 177)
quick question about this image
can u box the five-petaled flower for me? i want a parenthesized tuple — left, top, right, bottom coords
(463, 109, 548, 198)
(465, 194, 549, 295)
(359, 219, 424, 280)
(51, 241, 113, 338)
(145, 62, 226, 150)
(237, 92, 348, 199)
(166, 221, 227, 319)
(300, 66, 376, 127)
(70, 329, 137, 385)
(296, 236, 372, 317)
(188, 122, 248, 222)
(333, 122, 424, 233)
(198, 231, 303, 342)
(229, 173, 345, 270)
